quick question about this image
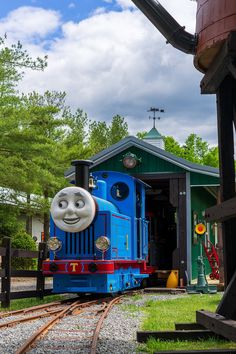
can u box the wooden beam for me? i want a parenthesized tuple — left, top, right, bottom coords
(178, 177, 187, 282)
(11, 270, 41, 277)
(217, 76, 236, 201)
(1, 238, 11, 308)
(134, 173, 186, 180)
(137, 330, 222, 343)
(155, 350, 236, 354)
(175, 323, 205, 330)
(169, 179, 179, 207)
(196, 310, 236, 342)
(233, 76, 236, 132)
(36, 242, 48, 299)
(205, 196, 236, 222)
(217, 75, 236, 287)
(216, 269, 236, 320)
(0, 247, 6, 256)
(11, 249, 39, 258)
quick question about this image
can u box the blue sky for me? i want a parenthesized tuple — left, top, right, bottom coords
(0, 0, 120, 23)
(0, 0, 217, 146)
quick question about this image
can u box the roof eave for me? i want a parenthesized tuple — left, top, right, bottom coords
(65, 136, 220, 180)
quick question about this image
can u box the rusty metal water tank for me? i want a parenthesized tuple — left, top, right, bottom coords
(194, 0, 236, 72)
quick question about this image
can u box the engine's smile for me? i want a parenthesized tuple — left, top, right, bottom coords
(63, 217, 80, 225)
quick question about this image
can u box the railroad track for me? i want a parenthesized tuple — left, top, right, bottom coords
(0, 295, 123, 354)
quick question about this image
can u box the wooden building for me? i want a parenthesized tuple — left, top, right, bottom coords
(66, 134, 220, 282)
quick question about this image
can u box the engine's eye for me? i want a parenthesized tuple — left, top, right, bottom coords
(58, 200, 68, 209)
(75, 200, 85, 208)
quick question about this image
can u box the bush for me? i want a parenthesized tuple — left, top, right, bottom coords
(0, 205, 22, 241)
(11, 231, 37, 270)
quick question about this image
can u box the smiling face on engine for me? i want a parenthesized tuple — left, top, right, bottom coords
(50, 186, 96, 233)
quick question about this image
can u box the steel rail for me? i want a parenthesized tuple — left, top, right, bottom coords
(15, 299, 82, 354)
(0, 297, 78, 319)
(15, 297, 110, 354)
(0, 307, 65, 329)
(90, 296, 123, 354)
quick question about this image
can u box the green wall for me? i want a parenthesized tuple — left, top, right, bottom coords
(92, 147, 185, 174)
(191, 187, 217, 279)
(93, 147, 219, 186)
(191, 172, 219, 186)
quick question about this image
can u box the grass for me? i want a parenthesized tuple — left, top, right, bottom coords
(124, 293, 236, 353)
(130, 294, 143, 301)
(141, 294, 221, 331)
(122, 303, 139, 313)
(0, 295, 65, 311)
(142, 337, 236, 353)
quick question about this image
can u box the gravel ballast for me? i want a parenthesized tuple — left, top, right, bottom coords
(1, 293, 186, 353)
(97, 293, 186, 354)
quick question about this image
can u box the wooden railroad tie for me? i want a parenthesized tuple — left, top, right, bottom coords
(196, 310, 236, 342)
(154, 350, 236, 354)
(136, 328, 224, 343)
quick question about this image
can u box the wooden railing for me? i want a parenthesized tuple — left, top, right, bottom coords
(0, 237, 53, 308)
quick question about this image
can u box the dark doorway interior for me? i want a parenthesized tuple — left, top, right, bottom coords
(145, 179, 177, 270)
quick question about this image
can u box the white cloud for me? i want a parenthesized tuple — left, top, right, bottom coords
(0, 1, 217, 145)
(68, 3, 76, 9)
(156, 0, 197, 33)
(92, 7, 107, 16)
(116, 0, 136, 10)
(0, 7, 61, 42)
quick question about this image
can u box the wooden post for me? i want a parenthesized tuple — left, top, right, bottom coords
(216, 188, 224, 285)
(197, 33, 236, 326)
(216, 75, 236, 287)
(36, 242, 47, 300)
(178, 177, 187, 282)
(1, 238, 11, 308)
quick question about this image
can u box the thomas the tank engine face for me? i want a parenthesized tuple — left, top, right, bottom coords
(50, 186, 96, 233)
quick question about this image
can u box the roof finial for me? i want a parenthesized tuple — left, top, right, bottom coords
(147, 107, 165, 128)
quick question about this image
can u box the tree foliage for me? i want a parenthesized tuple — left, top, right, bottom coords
(63, 108, 90, 163)
(11, 231, 37, 269)
(0, 37, 130, 240)
(136, 131, 147, 140)
(108, 115, 129, 146)
(0, 37, 49, 241)
(137, 130, 219, 168)
(164, 134, 219, 167)
(88, 115, 128, 154)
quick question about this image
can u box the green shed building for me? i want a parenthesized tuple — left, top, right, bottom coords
(66, 135, 220, 283)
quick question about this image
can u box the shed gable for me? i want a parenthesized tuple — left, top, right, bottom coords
(91, 146, 185, 174)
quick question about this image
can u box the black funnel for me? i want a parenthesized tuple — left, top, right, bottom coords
(71, 160, 93, 190)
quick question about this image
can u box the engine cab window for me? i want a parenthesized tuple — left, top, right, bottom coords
(111, 182, 129, 201)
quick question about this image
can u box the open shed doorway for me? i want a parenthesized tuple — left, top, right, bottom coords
(145, 179, 177, 270)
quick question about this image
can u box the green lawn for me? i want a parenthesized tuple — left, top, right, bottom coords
(127, 293, 236, 353)
(141, 294, 220, 331)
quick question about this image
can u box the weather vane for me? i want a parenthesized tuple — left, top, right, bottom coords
(147, 107, 165, 128)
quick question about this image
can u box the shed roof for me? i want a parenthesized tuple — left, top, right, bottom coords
(65, 136, 219, 179)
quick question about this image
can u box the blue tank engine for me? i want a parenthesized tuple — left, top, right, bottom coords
(43, 160, 153, 294)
